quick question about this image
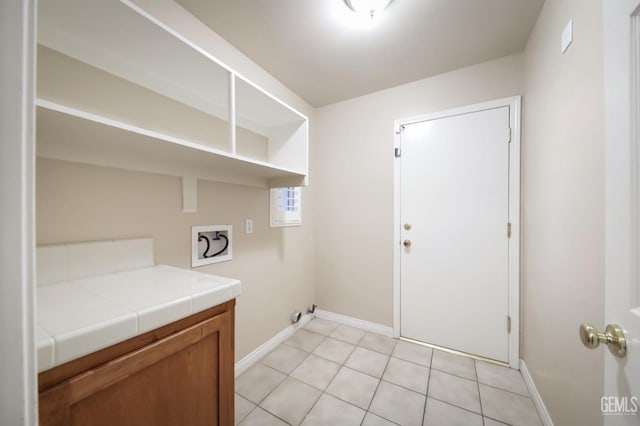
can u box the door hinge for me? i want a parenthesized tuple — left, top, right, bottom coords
(507, 316, 512, 333)
(395, 147, 401, 158)
(507, 128, 512, 143)
(395, 124, 405, 135)
(507, 222, 512, 238)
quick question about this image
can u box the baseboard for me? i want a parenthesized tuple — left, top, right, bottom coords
(314, 309, 393, 337)
(520, 359, 554, 426)
(234, 313, 313, 377)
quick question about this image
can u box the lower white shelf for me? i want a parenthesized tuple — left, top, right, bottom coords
(36, 99, 308, 188)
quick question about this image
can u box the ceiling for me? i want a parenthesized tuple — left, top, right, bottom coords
(176, 0, 545, 107)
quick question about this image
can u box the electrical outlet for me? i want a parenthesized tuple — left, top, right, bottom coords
(245, 219, 253, 234)
(191, 225, 232, 267)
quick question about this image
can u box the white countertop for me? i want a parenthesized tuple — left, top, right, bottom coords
(37, 265, 240, 372)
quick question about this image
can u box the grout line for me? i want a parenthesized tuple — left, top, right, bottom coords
(474, 359, 485, 424)
(363, 339, 396, 414)
(236, 399, 256, 424)
(421, 348, 435, 425)
(427, 395, 485, 418)
(479, 381, 534, 399)
(430, 366, 479, 384)
(250, 363, 288, 406)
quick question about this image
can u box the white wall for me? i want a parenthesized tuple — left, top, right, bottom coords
(0, 0, 37, 425)
(522, 0, 604, 425)
(313, 54, 524, 325)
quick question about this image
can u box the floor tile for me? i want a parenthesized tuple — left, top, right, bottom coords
(345, 346, 390, 378)
(301, 393, 366, 426)
(423, 397, 483, 426)
(362, 412, 399, 425)
(479, 384, 542, 426)
(382, 357, 430, 394)
(427, 370, 481, 414)
(431, 350, 476, 380)
(236, 363, 286, 404)
(260, 377, 322, 425)
(329, 324, 366, 345)
(285, 329, 326, 352)
(261, 344, 309, 374)
(483, 418, 509, 426)
(312, 337, 355, 364)
(290, 354, 341, 390)
(326, 366, 380, 409)
(476, 361, 529, 396)
(235, 394, 256, 424)
(304, 318, 339, 336)
(392, 340, 433, 367)
(359, 332, 397, 355)
(239, 407, 288, 426)
(369, 381, 426, 426)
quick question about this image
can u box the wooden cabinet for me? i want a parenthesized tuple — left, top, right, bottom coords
(39, 300, 235, 426)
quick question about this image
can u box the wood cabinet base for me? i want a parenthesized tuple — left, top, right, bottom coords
(39, 300, 235, 426)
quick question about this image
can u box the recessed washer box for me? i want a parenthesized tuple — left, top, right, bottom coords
(192, 225, 232, 267)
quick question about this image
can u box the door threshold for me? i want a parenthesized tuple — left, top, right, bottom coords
(399, 337, 509, 368)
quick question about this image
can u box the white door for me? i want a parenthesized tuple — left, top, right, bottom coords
(602, 1, 640, 423)
(399, 102, 516, 363)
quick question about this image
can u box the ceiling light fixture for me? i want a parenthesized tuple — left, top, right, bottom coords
(344, 0, 393, 19)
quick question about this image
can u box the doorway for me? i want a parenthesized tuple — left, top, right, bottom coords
(393, 97, 521, 367)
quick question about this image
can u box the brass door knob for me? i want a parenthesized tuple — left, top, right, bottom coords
(403, 240, 412, 247)
(579, 323, 627, 358)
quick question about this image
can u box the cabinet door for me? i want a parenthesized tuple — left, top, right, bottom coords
(39, 310, 234, 426)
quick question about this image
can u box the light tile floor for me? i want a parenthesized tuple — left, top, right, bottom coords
(235, 318, 542, 426)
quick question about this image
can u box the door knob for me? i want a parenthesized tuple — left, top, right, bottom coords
(403, 240, 412, 247)
(579, 323, 627, 358)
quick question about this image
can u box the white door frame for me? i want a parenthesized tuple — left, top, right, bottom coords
(393, 96, 521, 368)
(603, 0, 640, 421)
(0, 0, 37, 424)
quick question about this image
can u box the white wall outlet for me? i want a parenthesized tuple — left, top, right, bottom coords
(245, 219, 254, 234)
(561, 19, 573, 54)
(191, 225, 232, 267)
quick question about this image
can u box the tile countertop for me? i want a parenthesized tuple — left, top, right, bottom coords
(36, 264, 241, 372)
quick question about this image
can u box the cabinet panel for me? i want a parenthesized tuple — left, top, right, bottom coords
(39, 306, 234, 426)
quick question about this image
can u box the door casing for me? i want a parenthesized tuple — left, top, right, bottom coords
(392, 96, 521, 368)
(603, 0, 640, 421)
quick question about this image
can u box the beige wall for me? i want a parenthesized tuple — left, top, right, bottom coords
(312, 54, 524, 325)
(35, 0, 317, 362)
(522, 0, 604, 425)
(36, 159, 315, 360)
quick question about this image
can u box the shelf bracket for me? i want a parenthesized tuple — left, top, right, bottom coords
(182, 177, 198, 213)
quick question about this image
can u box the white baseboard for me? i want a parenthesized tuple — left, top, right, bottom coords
(520, 359, 554, 426)
(314, 309, 393, 337)
(234, 309, 393, 377)
(234, 313, 313, 377)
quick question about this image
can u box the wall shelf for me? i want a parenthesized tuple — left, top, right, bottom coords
(36, 0, 308, 189)
(36, 100, 307, 188)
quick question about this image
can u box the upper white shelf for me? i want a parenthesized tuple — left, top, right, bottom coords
(37, 99, 307, 188)
(36, 0, 308, 188)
